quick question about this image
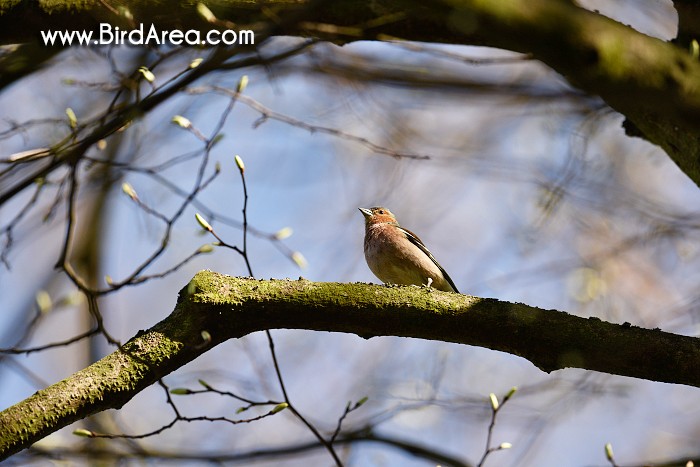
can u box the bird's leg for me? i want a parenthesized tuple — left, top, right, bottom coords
(426, 277, 433, 288)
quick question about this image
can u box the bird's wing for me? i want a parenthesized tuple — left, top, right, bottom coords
(397, 226, 460, 293)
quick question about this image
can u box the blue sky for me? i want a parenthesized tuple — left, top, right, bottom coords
(2, 6, 700, 464)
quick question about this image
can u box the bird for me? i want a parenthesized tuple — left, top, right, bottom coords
(359, 207, 459, 293)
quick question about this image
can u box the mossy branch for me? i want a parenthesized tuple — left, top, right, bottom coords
(3, 1, 700, 188)
(2, 270, 700, 460)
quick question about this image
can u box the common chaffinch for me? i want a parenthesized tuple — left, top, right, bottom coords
(359, 207, 459, 293)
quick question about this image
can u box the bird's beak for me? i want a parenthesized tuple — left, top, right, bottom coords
(359, 207, 372, 218)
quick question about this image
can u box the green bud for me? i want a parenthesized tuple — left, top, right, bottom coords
(172, 115, 191, 129)
(36, 290, 52, 314)
(270, 402, 289, 414)
(66, 108, 77, 129)
(121, 182, 138, 201)
(274, 227, 293, 240)
(291, 252, 307, 269)
(195, 213, 213, 232)
(73, 429, 93, 437)
(117, 6, 133, 20)
(605, 443, 614, 461)
(489, 392, 499, 411)
(138, 66, 155, 83)
(170, 388, 191, 395)
(237, 75, 249, 93)
(211, 134, 225, 146)
(234, 155, 245, 174)
(198, 379, 212, 389)
(197, 244, 214, 254)
(197, 3, 216, 22)
(58, 291, 83, 307)
(200, 330, 211, 344)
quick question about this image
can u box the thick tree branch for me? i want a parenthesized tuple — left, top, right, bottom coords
(2, 270, 700, 460)
(432, 0, 700, 188)
(2, 0, 699, 188)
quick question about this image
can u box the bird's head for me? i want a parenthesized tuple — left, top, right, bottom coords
(359, 207, 399, 226)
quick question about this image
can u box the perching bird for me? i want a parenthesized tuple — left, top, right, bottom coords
(359, 207, 459, 293)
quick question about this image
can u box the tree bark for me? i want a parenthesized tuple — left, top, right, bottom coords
(2, 270, 700, 460)
(2, 0, 700, 188)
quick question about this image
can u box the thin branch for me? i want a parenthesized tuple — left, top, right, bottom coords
(22, 429, 472, 466)
(476, 389, 515, 467)
(186, 86, 431, 160)
(0, 328, 100, 355)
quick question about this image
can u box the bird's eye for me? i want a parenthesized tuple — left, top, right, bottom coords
(377, 209, 384, 214)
